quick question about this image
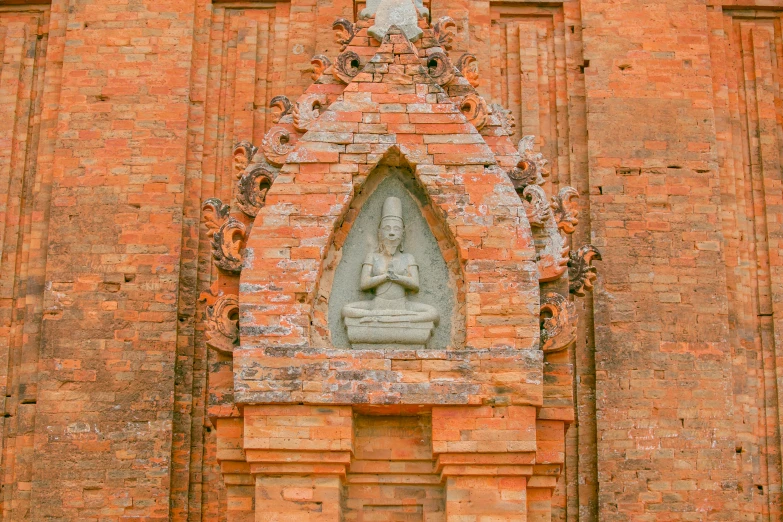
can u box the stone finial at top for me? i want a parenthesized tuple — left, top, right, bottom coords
(362, 0, 427, 43)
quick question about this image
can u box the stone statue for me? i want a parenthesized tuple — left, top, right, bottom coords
(342, 196, 439, 348)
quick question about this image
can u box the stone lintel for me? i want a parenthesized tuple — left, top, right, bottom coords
(440, 464, 535, 477)
(250, 463, 349, 477)
(234, 347, 544, 406)
(436, 453, 536, 465)
(528, 475, 559, 489)
(245, 449, 352, 465)
(537, 406, 575, 422)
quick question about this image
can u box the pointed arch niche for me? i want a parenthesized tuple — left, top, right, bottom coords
(311, 160, 466, 350)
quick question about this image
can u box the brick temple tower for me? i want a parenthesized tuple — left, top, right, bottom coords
(1, 0, 782, 520)
(200, 6, 595, 518)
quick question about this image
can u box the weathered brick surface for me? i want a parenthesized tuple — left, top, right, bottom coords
(27, 0, 199, 518)
(240, 29, 540, 349)
(1, 0, 783, 520)
(223, 17, 562, 521)
(234, 347, 543, 405)
(581, 0, 744, 518)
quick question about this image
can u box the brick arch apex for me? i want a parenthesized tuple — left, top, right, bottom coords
(238, 25, 539, 351)
(240, 144, 538, 352)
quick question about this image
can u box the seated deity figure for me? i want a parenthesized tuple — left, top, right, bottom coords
(342, 196, 439, 348)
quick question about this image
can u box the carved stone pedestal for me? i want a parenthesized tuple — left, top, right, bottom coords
(344, 318, 435, 348)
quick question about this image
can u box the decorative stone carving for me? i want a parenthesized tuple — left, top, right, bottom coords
(333, 50, 362, 84)
(310, 55, 332, 81)
(433, 16, 457, 50)
(270, 95, 293, 124)
(236, 163, 275, 217)
(293, 94, 327, 132)
(426, 51, 455, 86)
(521, 185, 551, 228)
(537, 229, 570, 283)
(205, 293, 240, 354)
(459, 93, 488, 130)
(413, 0, 429, 17)
(540, 292, 577, 353)
(332, 18, 355, 50)
(202, 198, 230, 238)
(505, 134, 570, 283)
(508, 135, 549, 190)
(521, 136, 550, 178)
(490, 104, 515, 136)
(367, 0, 423, 42)
(342, 196, 440, 348)
(569, 244, 602, 296)
(233, 142, 257, 179)
(552, 187, 579, 234)
(530, 154, 549, 181)
(518, 134, 536, 157)
(261, 126, 294, 167)
(508, 159, 540, 189)
(456, 53, 479, 87)
(212, 217, 247, 273)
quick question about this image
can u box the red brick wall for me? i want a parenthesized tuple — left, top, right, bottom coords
(27, 0, 198, 518)
(0, 0, 782, 520)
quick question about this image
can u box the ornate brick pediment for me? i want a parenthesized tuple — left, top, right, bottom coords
(201, 6, 600, 520)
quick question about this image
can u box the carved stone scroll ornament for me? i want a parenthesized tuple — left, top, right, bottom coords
(293, 94, 327, 132)
(536, 226, 570, 283)
(507, 135, 549, 190)
(532, 207, 570, 283)
(310, 54, 332, 82)
(540, 292, 577, 353)
(507, 135, 567, 282)
(270, 95, 293, 124)
(332, 18, 355, 50)
(333, 51, 362, 84)
(236, 163, 275, 218)
(521, 184, 551, 228)
(521, 136, 550, 179)
(261, 126, 295, 167)
(569, 244, 602, 297)
(202, 198, 230, 238)
(233, 142, 257, 179)
(552, 186, 579, 234)
(211, 217, 247, 274)
(491, 104, 516, 136)
(433, 16, 457, 50)
(205, 293, 240, 354)
(426, 51, 455, 87)
(456, 53, 480, 88)
(459, 93, 488, 130)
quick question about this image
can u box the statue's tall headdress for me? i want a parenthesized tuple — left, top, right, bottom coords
(378, 196, 404, 252)
(380, 196, 403, 225)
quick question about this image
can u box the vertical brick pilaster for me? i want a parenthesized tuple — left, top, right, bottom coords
(242, 406, 351, 520)
(580, 0, 736, 518)
(27, 0, 198, 518)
